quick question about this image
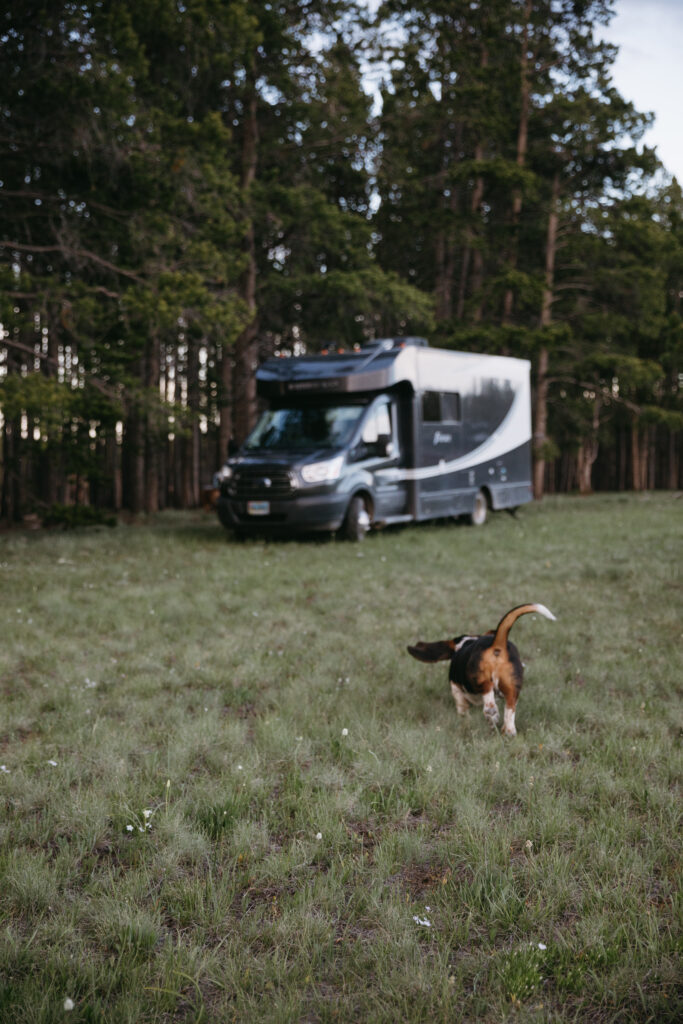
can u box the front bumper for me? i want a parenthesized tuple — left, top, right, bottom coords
(217, 491, 349, 534)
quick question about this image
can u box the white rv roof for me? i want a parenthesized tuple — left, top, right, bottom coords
(395, 346, 530, 391)
(257, 338, 530, 397)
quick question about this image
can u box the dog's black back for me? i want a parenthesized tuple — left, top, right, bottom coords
(451, 634, 523, 695)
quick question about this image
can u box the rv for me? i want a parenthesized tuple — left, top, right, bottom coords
(214, 337, 533, 540)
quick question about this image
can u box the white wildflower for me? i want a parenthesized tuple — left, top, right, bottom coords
(315, 832, 322, 840)
(412, 915, 431, 927)
(47, 759, 58, 767)
(538, 943, 547, 950)
(341, 728, 348, 737)
(0, 765, 10, 773)
(64, 997, 75, 1011)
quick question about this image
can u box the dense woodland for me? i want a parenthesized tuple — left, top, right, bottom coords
(1, 0, 681, 522)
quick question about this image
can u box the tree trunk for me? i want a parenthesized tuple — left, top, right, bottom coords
(502, 0, 531, 324)
(630, 422, 643, 491)
(109, 433, 122, 510)
(218, 339, 234, 462)
(181, 339, 201, 508)
(577, 397, 601, 494)
(457, 44, 488, 323)
(651, 423, 659, 487)
(42, 323, 60, 506)
(122, 352, 145, 516)
(533, 171, 560, 499)
(125, 409, 145, 514)
(668, 430, 679, 489)
(456, 141, 485, 321)
(144, 335, 160, 514)
(1, 419, 15, 522)
(618, 427, 627, 490)
(533, 345, 549, 499)
(234, 320, 258, 445)
(434, 223, 448, 321)
(233, 67, 259, 444)
(435, 115, 463, 322)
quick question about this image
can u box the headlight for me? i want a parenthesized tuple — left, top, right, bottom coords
(300, 455, 344, 484)
(212, 464, 233, 488)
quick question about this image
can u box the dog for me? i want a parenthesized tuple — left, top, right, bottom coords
(407, 603, 556, 736)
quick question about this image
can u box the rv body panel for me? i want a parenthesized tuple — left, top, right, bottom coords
(215, 338, 533, 536)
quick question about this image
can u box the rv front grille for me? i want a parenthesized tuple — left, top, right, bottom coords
(228, 466, 294, 500)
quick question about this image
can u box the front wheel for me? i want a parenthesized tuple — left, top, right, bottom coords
(467, 489, 488, 526)
(342, 495, 370, 541)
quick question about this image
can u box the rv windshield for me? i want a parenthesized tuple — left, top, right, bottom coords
(244, 404, 365, 452)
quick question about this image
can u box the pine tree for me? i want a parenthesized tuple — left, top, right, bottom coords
(0, 1, 246, 516)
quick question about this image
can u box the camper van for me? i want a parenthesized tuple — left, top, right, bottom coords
(214, 337, 533, 540)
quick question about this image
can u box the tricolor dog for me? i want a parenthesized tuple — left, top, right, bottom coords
(407, 603, 556, 736)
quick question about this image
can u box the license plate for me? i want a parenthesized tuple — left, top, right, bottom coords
(247, 500, 270, 516)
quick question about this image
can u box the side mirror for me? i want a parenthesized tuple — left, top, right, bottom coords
(376, 434, 395, 457)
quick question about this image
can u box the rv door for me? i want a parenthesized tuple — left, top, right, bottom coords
(357, 398, 409, 520)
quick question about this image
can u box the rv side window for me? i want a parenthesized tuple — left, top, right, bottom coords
(422, 391, 461, 423)
(422, 392, 440, 423)
(441, 392, 461, 422)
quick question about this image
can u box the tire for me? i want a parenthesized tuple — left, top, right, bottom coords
(468, 489, 488, 526)
(217, 497, 233, 530)
(342, 495, 371, 541)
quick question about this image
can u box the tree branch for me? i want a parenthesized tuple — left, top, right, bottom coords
(0, 240, 144, 283)
(0, 338, 122, 402)
(546, 374, 641, 414)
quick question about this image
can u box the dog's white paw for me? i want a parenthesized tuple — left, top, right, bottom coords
(502, 707, 517, 736)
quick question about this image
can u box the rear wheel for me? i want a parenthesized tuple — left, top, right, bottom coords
(342, 495, 370, 541)
(468, 489, 488, 526)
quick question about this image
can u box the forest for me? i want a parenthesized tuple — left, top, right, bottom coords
(1, 0, 681, 522)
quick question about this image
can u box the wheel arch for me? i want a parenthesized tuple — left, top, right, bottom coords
(479, 485, 493, 510)
(350, 487, 374, 522)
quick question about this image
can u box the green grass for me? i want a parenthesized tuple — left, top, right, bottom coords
(0, 493, 681, 1023)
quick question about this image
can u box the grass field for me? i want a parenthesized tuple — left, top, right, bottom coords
(0, 493, 681, 1023)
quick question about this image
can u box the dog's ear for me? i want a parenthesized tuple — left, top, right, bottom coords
(407, 640, 454, 663)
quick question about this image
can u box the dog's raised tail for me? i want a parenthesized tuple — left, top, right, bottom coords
(492, 603, 556, 650)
